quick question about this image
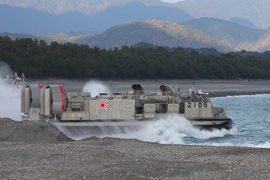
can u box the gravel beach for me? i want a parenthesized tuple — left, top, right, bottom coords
(1, 80, 270, 179)
(1, 118, 270, 180)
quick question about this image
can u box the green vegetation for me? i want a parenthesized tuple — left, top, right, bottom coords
(1, 36, 270, 79)
(180, 18, 270, 52)
(74, 20, 236, 52)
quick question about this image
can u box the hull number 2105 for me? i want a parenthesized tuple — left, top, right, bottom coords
(187, 102, 207, 108)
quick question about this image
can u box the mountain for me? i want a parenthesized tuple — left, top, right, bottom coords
(0, 32, 39, 40)
(0, 31, 96, 45)
(180, 18, 270, 52)
(90, 2, 193, 32)
(39, 33, 95, 44)
(175, 0, 270, 30)
(4, 18, 270, 52)
(229, 17, 258, 30)
(0, 2, 193, 34)
(75, 20, 235, 52)
(0, 5, 95, 34)
(1, 0, 270, 30)
(0, 0, 112, 15)
(0, 0, 178, 15)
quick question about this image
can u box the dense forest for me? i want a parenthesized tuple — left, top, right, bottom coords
(1, 36, 270, 79)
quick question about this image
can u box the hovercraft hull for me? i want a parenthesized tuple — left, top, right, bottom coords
(49, 118, 234, 131)
(191, 118, 234, 131)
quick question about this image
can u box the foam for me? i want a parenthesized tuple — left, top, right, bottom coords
(0, 62, 22, 120)
(53, 114, 237, 145)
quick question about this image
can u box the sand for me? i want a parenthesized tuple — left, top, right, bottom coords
(1, 80, 270, 179)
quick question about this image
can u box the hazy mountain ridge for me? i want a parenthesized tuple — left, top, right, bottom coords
(75, 20, 235, 52)
(0, 2, 193, 34)
(87, 2, 193, 32)
(0, 5, 95, 34)
(3, 17, 270, 52)
(0, 0, 173, 15)
(0, 0, 269, 30)
(229, 17, 258, 30)
(39, 33, 95, 44)
(0, 0, 114, 15)
(176, 0, 270, 30)
(180, 18, 270, 52)
(0, 32, 39, 40)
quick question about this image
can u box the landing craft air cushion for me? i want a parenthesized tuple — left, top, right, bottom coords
(21, 83, 234, 130)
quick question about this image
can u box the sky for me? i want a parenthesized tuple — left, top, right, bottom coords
(160, 0, 184, 3)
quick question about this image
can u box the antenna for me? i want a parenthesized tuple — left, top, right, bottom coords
(192, 82, 196, 94)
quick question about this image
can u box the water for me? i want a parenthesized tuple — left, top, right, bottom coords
(209, 94, 270, 148)
(56, 93, 270, 148)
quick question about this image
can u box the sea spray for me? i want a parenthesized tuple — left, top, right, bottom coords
(51, 124, 143, 140)
(0, 62, 22, 120)
(82, 80, 112, 96)
(0, 61, 13, 78)
(108, 114, 236, 144)
(52, 114, 235, 144)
